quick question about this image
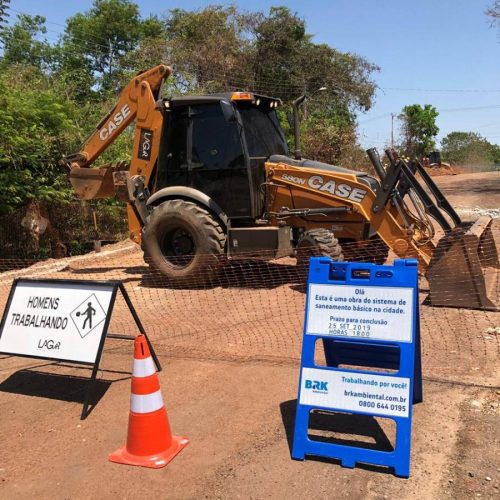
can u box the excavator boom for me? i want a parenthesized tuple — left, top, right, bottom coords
(63, 64, 171, 242)
(63, 64, 170, 171)
(63, 64, 170, 198)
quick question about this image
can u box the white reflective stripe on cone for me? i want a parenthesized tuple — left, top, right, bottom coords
(130, 390, 164, 414)
(133, 356, 156, 378)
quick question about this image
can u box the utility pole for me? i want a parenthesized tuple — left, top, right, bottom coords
(390, 113, 395, 149)
(108, 40, 114, 77)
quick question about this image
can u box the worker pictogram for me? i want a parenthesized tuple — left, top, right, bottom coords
(70, 294, 106, 338)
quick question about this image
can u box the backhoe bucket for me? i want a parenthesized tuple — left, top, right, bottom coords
(426, 216, 499, 310)
(69, 162, 129, 200)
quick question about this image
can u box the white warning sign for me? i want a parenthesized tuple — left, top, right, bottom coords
(0, 280, 115, 363)
(305, 283, 414, 343)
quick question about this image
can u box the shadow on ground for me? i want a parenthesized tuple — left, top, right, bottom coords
(139, 260, 304, 291)
(279, 399, 396, 474)
(0, 369, 112, 413)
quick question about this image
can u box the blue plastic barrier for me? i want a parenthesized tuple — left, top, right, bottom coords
(292, 258, 422, 478)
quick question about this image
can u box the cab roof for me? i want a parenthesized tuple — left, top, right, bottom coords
(166, 92, 281, 107)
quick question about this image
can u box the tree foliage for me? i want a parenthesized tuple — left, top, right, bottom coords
(441, 131, 499, 167)
(487, 1, 500, 23)
(1, 14, 54, 69)
(399, 104, 439, 157)
(0, 65, 77, 214)
(59, 0, 166, 97)
(162, 5, 378, 163)
(0, 1, 380, 217)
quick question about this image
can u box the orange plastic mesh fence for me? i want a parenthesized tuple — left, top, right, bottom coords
(0, 237, 498, 383)
(0, 201, 128, 259)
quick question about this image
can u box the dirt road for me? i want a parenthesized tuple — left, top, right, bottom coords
(0, 171, 499, 499)
(434, 170, 500, 213)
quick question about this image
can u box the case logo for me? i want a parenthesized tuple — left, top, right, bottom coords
(280, 173, 367, 203)
(99, 104, 131, 140)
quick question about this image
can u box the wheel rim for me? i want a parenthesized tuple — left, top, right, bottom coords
(159, 226, 196, 267)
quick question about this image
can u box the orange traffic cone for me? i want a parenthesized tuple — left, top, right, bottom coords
(108, 334, 189, 468)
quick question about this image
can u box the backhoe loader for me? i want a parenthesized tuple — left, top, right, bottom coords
(62, 64, 499, 310)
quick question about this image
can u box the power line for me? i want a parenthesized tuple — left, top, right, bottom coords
(6, 5, 336, 62)
(474, 121, 500, 129)
(358, 112, 391, 124)
(360, 104, 500, 125)
(439, 104, 500, 113)
(5, 10, 310, 96)
(10, 6, 500, 99)
(43, 27, 114, 52)
(8, 6, 114, 48)
(381, 86, 500, 93)
(8, 6, 500, 111)
(42, 32, 112, 53)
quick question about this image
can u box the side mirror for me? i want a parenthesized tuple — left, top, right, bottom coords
(220, 100, 236, 122)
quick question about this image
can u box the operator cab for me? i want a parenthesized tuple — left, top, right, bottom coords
(156, 92, 288, 221)
(156, 91, 377, 221)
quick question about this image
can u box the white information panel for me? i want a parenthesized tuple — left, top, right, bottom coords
(0, 281, 114, 364)
(306, 283, 414, 342)
(299, 367, 410, 418)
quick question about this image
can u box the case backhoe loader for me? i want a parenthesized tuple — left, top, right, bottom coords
(62, 64, 499, 310)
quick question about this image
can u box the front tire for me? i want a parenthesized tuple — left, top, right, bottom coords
(142, 199, 226, 286)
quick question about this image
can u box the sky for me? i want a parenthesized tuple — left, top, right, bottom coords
(6, 0, 500, 148)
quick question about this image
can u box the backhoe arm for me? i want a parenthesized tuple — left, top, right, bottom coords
(62, 64, 171, 244)
(62, 64, 171, 170)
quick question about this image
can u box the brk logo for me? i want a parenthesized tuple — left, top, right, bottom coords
(305, 379, 328, 393)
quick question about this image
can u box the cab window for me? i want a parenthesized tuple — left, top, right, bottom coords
(190, 103, 244, 170)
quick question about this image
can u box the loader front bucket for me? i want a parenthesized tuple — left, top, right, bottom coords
(69, 162, 129, 200)
(426, 216, 499, 310)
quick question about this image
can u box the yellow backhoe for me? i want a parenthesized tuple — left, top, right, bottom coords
(61, 64, 499, 310)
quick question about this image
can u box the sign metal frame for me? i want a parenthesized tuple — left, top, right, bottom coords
(0, 278, 160, 419)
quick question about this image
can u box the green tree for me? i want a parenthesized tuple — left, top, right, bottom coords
(492, 144, 500, 165)
(441, 131, 497, 167)
(399, 104, 439, 157)
(163, 5, 377, 164)
(121, 15, 168, 70)
(0, 66, 77, 214)
(252, 7, 377, 109)
(164, 5, 254, 94)
(0, 1, 379, 218)
(0, 14, 55, 70)
(60, 0, 164, 96)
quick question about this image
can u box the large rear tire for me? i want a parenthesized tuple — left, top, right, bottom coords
(142, 200, 226, 286)
(296, 228, 344, 272)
